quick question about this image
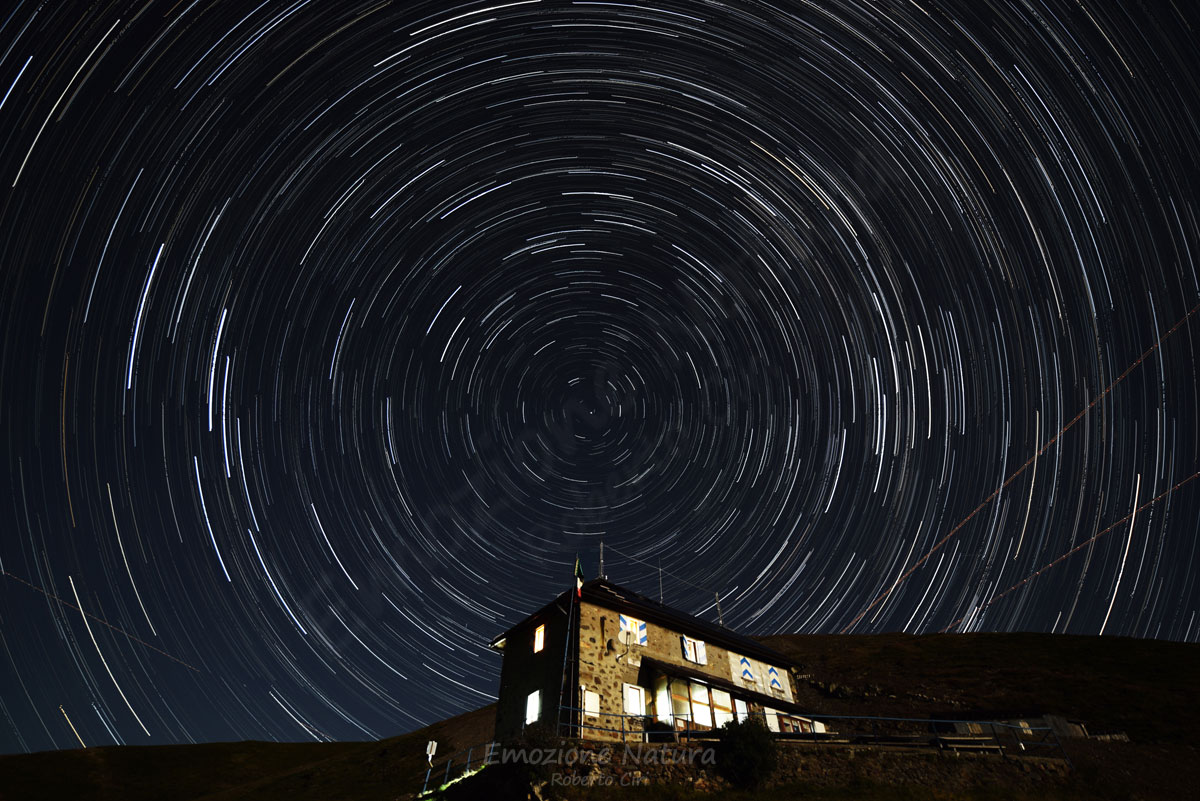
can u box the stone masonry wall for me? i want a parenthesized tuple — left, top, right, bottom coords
(537, 740, 1071, 795)
(573, 601, 792, 741)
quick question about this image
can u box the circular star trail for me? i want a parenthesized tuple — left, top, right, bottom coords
(1, 0, 1199, 753)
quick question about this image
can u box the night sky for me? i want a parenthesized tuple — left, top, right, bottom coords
(1, 0, 1199, 755)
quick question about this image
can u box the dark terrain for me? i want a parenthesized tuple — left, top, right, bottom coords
(1, 633, 1196, 800)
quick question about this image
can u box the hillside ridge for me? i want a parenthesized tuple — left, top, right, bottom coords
(2, 632, 1196, 800)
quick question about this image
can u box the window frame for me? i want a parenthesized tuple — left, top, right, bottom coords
(689, 681, 713, 728)
(763, 707, 780, 732)
(654, 676, 672, 724)
(680, 635, 707, 664)
(583, 688, 600, 718)
(618, 613, 648, 646)
(711, 688, 734, 728)
(622, 683, 646, 716)
(533, 623, 545, 653)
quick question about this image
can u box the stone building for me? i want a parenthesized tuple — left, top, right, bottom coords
(488, 578, 824, 742)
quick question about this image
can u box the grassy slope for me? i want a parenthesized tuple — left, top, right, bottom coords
(0, 704, 494, 801)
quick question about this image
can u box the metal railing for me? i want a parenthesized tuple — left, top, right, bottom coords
(552, 706, 1070, 762)
(418, 709, 1069, 794)
(555, 705, 737, 743)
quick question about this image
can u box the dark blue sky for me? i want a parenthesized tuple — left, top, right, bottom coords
(1, 0, 1198, 754)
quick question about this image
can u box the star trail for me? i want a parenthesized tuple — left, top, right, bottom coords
(1, 0, 1199, 754)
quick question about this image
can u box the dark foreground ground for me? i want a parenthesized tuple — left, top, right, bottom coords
(1, 633, 1196, 800)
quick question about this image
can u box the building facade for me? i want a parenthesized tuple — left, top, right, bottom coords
(489, 578, 824, 742)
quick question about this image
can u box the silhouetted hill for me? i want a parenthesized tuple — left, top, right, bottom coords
(756, 632, 1199, 744)
(0, 703, 493, 801)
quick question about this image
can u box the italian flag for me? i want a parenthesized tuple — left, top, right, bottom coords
(574, 556, 585, 598)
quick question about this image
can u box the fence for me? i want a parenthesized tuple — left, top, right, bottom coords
(419, 740, 499, 796)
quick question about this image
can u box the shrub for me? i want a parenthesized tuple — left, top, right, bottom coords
(714, 716, 778, 789)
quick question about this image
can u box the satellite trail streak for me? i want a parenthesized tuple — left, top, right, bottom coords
(939, 471, 1200, 634)
(2, 572, 200, 672)
(842, 301, 1200, 633)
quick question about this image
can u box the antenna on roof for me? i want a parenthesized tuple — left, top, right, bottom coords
(603, 543, 729, 627)
(599, 541, 605, 579)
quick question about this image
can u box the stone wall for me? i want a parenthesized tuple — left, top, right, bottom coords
(574, 601, 794, 741)
(770, 743, 1071, 792)
(531, 740, 726, 793)
(536, 739, 1071, 795)
(575, 602, 645, 741)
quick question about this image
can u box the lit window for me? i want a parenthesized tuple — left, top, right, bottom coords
(623, 683, 646, 716)
(690, 682, 713, 728)
(619, 614, 647, 645)
(526, 690, 540, 724)
(681, 635, 707, 664)
(712, 689, 734, 728)
(763, 707, 780, 732)
(670, 679, 691, 726)
(533, 624, 545, 653)
(654, 677, 672, 725)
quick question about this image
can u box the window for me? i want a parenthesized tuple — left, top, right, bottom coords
(654, 677, 672, 724)
(689, 682, 713, 728)
(681, 635, 707, 664)
(670, 679, 691, 727)
(619, 614, 647, 645)
(525, 690, 540, 725)
(779, 714, 813, 734)
(711, 689, 734, 728)
(734, 698, 749, 723)
(533, 624, 545, 653)
(623, 683, 646, 716)
(763, 707, 780, 733)
(583, 689, 600, 718)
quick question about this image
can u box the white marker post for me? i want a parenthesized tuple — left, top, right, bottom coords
(422, 739, 438, 794)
